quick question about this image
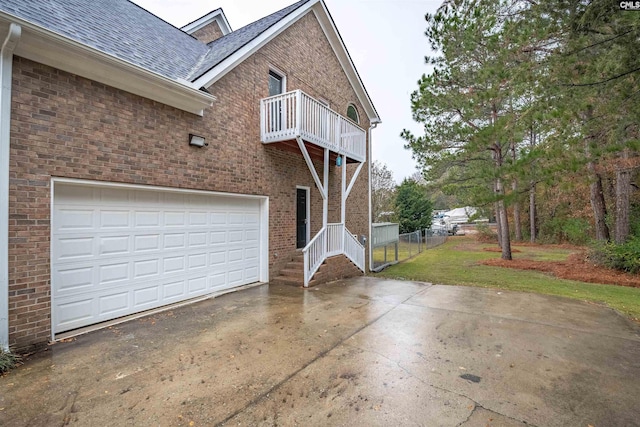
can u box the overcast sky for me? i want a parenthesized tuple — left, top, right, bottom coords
(132, 0, 441, 183)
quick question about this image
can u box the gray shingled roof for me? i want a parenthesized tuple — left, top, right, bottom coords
(187, 0, 311, 81)
(0, 0, 312, 84)
(0, 0, 209, 80)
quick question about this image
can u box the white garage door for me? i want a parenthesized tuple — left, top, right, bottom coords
(52, 183, 263, 333)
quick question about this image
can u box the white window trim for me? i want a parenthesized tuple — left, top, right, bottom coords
(268, 66, 287, 93)
(347, 104, 360, 124)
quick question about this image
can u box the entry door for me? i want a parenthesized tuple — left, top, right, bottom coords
(296, 188, 308, 249)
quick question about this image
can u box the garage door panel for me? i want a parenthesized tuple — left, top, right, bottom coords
(135, 211, 160, 228)
(210, 212, 227, 225)
(164, 233, 186, 249)
(228, 269, 243, 285)
(245, 266, 259, 281)
(100, 210, 130, 228)
(99, 292, 129, 316)
(209, 273, 227, 290)
(56, 237, 94, 260)
(55, 266, 93, 292)
(163, 280, 186, 300)
(99, 261, 129, 285)
(188, 277, 207, 294)
(101, 235, 131, 256)
(189, 212, 207, 225)
(188, 253, 207, 269)
(57, 209, 94, 230)
(133, 259, 159, 279)
(56, 298, 93, 329)
(165, 211, 186, 227)
(133, 234, 159, 252)
(53, 183, 263, 334)
(163, 255, 185, 273)
(134, 286, 160, 307)
(188, 232, 207, 247)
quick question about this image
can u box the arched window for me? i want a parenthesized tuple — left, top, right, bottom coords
(346, 104, 359, 124)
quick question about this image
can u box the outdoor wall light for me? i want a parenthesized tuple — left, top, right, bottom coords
(189, 134, 207, 147)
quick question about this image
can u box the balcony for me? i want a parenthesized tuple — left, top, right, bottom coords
(260, 90, 366, 163)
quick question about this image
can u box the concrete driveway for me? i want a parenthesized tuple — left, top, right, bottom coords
(1, 278, 639, 426)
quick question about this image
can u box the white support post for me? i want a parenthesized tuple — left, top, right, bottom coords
(296, 137, 326, 199)
(345, 161, 364, 199)
(340, 154, 346, 224)
(295, 90, 302, 136)
(323, 148, 329, 228)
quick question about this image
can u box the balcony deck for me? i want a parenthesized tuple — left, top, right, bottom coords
(260, 90, 366, 163)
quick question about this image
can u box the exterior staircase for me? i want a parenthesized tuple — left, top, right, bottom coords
(271, 252, 363, 287)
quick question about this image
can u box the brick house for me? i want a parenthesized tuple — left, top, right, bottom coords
(0, 0, 380, 351)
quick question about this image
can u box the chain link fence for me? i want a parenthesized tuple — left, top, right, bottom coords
(424, 229, 448, 249)
(372, 226, 449, 271)
(398, 230, 422, 260)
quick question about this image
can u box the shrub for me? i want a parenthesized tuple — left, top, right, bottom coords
(475, 223, 497, 243)
(590, 236, 640, 274)
(540, 217, 591, 245)
(0, 348, 20, 374)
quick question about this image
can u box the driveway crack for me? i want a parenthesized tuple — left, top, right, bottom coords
(344, 343, 537, 427)
(215, 288, 424, 426)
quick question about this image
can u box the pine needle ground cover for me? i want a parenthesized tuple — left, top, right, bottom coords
(375, 236, 640, 321)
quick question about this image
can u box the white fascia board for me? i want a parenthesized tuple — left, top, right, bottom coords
(182, 9, 232, 35)
(0, 16, 215, 116)
(312, 2, 380, 123)
(192, 1, 318, 89)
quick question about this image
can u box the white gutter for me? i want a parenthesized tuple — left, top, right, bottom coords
(367, 119, 380, 272)
(0, 23, 20, 352)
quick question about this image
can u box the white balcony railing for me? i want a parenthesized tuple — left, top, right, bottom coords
(302, 223, 365, 287)
(260, 90, 366, 162)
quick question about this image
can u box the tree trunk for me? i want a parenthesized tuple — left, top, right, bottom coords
(588, 166, 610, 241)
(512, 180, 522, 241)
(510, 141, 522, 241)
(615, 150, 631, 244)
(528, 127, 537, 243)
(583, 110, 610, 242)
(496, 177, 512, 260)
(529, 182, 536, 243)
(494, 194, 502, 248)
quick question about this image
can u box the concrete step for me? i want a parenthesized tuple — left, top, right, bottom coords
(284, 261, 304, 270)
(280, 268, 303, 278)
(271, 275, 304, 287)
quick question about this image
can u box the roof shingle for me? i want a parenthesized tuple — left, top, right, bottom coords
(0, 0, 312, 83)
(187, 0, 311, 81)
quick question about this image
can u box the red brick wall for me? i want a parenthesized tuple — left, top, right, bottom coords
(7, 11, 371, 350)
(191, 20, 225, 44)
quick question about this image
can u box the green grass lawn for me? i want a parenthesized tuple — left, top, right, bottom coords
(375, 236, 640, 321)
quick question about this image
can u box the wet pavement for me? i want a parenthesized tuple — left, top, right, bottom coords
(1, 277, 639, 426)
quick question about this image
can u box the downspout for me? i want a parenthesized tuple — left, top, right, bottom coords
(0, 23, 20, 351)
(367, 119, 380, 273)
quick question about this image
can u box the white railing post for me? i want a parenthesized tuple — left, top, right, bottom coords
(296, 90, 302, 136)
